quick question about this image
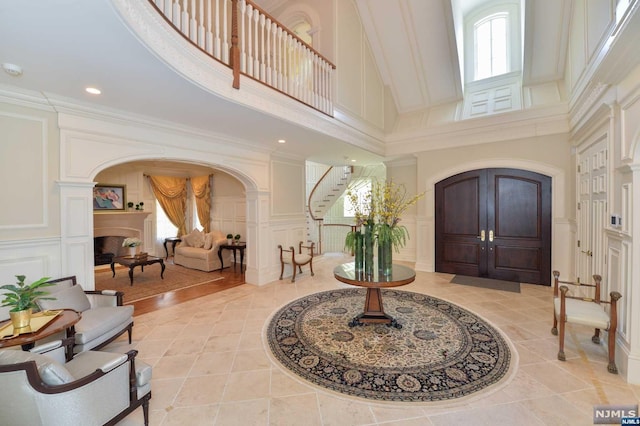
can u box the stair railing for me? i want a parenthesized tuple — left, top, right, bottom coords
(149, 0, 335, 116)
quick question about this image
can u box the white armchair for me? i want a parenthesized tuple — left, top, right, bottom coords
(36, 276, 134, 354)
(0, 345, 151, 425)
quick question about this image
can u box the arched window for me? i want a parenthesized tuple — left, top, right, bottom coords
(474, 13, 508, 80)
(464, 2, 520, 83)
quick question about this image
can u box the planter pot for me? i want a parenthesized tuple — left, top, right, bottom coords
(128, 246, 137, 257)
(227, 239, 233, 245)
(10, 308, 32, 329)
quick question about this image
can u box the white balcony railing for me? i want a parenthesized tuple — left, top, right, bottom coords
(150, 0, 335, 116)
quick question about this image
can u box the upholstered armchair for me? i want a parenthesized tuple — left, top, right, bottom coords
(36, 276, 134, 354)
(0, 345, 151, 425)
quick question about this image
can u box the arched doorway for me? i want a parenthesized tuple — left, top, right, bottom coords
(91, 159, 250, 297)
(435, 168, 552, 285)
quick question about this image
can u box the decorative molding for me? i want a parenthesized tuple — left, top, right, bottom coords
(0, 110, 49, 230)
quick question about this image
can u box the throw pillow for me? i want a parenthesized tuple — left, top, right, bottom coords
(203, 233, 214, 250)
(184, 229, 205, 248)
(37, 284, 92, 313)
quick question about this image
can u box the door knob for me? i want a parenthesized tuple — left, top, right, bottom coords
(477, 230, 485, 242)
(581, 250, 593, 257)
(489, 230, 494, 242)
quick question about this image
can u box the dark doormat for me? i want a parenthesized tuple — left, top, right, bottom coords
(450, 275, 521, 293)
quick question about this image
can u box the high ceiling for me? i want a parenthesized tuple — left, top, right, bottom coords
(0, 0, 570, 164)
(355, 0, 571, 113)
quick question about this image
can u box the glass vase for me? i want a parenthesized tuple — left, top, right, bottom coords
(377, 227, 393, 277)
(364, 222, 374, 277)
(354, 231, 364, 272)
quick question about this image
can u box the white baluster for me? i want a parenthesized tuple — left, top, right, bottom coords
(276, 26, 283, 90)
(222, 0, 229, 63)
(213, 0, 220, 59)
(240, 1, 247, 73)
(188, 0, 196, 42)
(181, 0, 188, 35)
(253, 9, 260, 79)
(197, 0, 205, 48)
(164, 0, 172, 19)
(245, 4, 253, 75)
(265, 18, 272, 85)
(171, 1, 179, 27)
(205, 0, 213, 55)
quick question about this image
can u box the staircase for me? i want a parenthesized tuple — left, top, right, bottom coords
(307, 166, 353, 252)
(308, 166, 353, 220)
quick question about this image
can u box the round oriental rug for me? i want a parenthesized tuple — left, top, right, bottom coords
(265, 288, 515, 403)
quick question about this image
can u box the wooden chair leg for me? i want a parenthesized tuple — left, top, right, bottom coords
(127, 325, 133, 344)
(279, 262, 285, 280)
(309, 259, 314, 276)
(551, 315, 558, 335)
(592, 328, 601, 344)
(291, 266, 297, 283)
(557, 317, 566, 361)
(607, 328, 618, 374)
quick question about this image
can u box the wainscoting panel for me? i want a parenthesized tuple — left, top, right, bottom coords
(0, 238, 62, 284)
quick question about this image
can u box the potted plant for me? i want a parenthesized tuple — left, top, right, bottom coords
(122, 237, 142, 257)
(234, 234, 241, 244)
(226, 234, 233, 245)
(1, 275, 55, 329)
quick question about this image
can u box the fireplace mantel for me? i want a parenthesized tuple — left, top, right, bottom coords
(93, 211, 151, 238)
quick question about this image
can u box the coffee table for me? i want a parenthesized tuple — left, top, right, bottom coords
(0, 309, 81, 359)
(333, 262, 415, 329)
(111, 255, 165, 286)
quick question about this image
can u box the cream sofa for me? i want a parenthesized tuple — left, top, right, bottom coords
(174, 229, 233, 272)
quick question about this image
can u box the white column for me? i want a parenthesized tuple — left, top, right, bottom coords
(58, 181, 96, 290)
(244, 189, 271, 286)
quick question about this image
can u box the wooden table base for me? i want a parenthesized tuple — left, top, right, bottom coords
(348, 287, 402, 328)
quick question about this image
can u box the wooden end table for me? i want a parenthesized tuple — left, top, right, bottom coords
(111, 255, 165, 286)
(163, 237, 182, 259)
(218, 243, 246, 273)
(0, 309, 81, 360)
(333, 262, 415, 329)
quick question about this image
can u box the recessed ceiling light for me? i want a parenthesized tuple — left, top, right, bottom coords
(2, 63, 23, 77)
(85, 87, 101, 95)
(278, 139, 286, 144)
(351, 159, 357, 162)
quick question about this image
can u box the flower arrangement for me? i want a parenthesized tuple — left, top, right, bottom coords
(345, 180, 423, 252)
(371, 180, 423, 252)
(122, 237, 142, 247)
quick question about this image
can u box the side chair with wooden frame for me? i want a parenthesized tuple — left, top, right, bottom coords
(278, 242, 315, 283)
(551, 270, 622, 373)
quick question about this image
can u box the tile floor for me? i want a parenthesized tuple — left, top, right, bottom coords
(109, 254, 640, 425)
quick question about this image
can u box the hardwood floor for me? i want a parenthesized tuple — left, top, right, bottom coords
(128, 266, 246, 316)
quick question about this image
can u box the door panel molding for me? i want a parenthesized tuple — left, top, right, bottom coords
(436, 168, 552, 284)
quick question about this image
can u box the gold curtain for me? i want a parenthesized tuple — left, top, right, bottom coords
(148, 176, 188, 237)
(191, 175, 212, 233)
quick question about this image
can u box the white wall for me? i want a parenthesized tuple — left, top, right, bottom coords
(0, 101, 64, 284)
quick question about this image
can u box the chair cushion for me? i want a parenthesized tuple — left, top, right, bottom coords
(38, 284, 92, 313)
(554, 297, 610, 329)
(291, 254, 312, 265)
(175, 246, 212, 259)
(75, 306, 134, 344)
(0, 349, 75, 385)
